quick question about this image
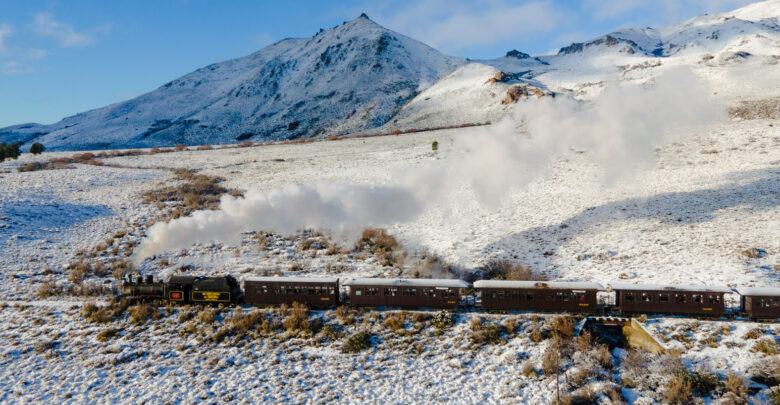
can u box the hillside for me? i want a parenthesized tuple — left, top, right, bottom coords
(0, 15, 464, 150)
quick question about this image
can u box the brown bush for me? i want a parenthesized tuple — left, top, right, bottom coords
(35, 281, 59, 298)
(198, 307, 217, 324)
(383, 312, 407, 331)
(196, 144, 212, 151)
(68, 261, 90, 283)
(237, 141, 254, 148)
(542, 338, 562, 376)
(281, 302, 311, 334)
(174, 144, 186, 151)
(724, 373, 748, 399)
(477, 260, 546, 281)
(129, 304, 160, 325)
(662, 373, 692, 404)
(469, 317, 503, 345)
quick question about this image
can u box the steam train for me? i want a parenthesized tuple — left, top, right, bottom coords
(119, 274, 780, 320)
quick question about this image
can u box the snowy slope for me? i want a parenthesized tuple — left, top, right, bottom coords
(0, 14, 465, 150)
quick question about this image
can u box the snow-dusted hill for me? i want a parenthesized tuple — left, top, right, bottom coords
(1, 1, 779, 151)
(0, 14, 464, 150)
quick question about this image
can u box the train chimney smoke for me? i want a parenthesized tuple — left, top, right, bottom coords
(132, 67, 723, 265)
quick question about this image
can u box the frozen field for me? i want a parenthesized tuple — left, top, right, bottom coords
(0, 111, 778, 403)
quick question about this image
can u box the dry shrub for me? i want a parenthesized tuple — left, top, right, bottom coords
(237, 141, 254, 148)
(743, 327, 765, 339)
(548, 316, 575, 339)
(752, 338, 780, 355)
(196, 144, 212, 151)
(281, 302, 311, 334)
(92, 262, 107, 277)
(81, 303, 114, 324)
(542, 338, 562, 376)
(129, 304, 160, 325)
(178, 309, 195, 323)
(724, 373, 748, 400)
(35, 281, 59, 299)
(336, 306, 356, 325)
(97, 328, 121, 342)
(383, 312, 407, 331)
(229, 309, 263, 336)
(174, 144, 186, 151)
(142, 168, 233, 212)
(342, 330, 372, 353)
(476, 260, 546, 281)
(662, 373, 692, 404)
(110, 260, 131, 280)
(68, 261, 90, 283)
(431, 310, 454, 330)
(521, 361, 536, 377)
(469, 317, 504, 346)
(198, 307, 217, 324)
(530, 325, 544, 343)
(503, 317, 519, 336)
(593, 344, 613, 369)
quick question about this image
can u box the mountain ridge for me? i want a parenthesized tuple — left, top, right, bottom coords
(3, 1, 780, 151)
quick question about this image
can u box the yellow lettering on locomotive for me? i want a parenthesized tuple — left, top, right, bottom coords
(703, 308, 712, 311)
(193, 291, 230, 302)
(320, 297, 330, 301)
(447, 301, 456, 304)
(579, 303, 589, 307)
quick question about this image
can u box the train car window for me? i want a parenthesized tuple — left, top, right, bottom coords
(328, 287, 335, 295)
(315, 287, 322, 295)
(708, 295, 720, 304)
(674, 294, 686, 303)
(294, 287, 301, 295)
(262, 285, 268, 294)
(625, 293, 634, 302)
(355, 289, 362, 296)
(526, 292, 533, 300)
(308, 288, 316, 295)
(497, 291, 505, 299)
(255, 288, 261, 294)
(692, 294, 702, 303)
(389, 288, 398, 296)
(280, 286, 286, 294)
(274, 287, 281, 294)
(772, 298, 780, 307)
(659, 293, 669, 303)
(366, 288, 378, 296)
(410, 288, 417, 296)
(641, 293, 652, 302)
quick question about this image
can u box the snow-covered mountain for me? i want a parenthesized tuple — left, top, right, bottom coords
(2, 1, 780, 150)
(0, 14, 464, 150)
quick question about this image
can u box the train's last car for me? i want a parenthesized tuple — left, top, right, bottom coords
(344, 278, 467, 309)
(737, 287, 780, 320)
(244, 276, 339, 307)
(474, 280, 602, 312)
(611, 283, 730, 316)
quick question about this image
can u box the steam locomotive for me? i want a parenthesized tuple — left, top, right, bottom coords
(119, 274, 780, 320)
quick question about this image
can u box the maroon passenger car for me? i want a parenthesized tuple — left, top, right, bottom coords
(243, 277, 339, 307)
(344, 278, 467, 309)
(611, 283, 730, 316)
(737, 287, 780, 319)
(474, 280, 602, 313)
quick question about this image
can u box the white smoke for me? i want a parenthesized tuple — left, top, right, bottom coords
(133, 67, 724, 265)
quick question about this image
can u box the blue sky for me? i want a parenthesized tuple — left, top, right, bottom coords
(0, 0, 754, 127)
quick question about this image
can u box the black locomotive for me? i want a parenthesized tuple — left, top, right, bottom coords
(120, 274, 242, 304)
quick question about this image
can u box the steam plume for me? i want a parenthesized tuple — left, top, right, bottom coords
(133, 67, 724, 264)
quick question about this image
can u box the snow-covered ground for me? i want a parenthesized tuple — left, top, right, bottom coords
(0, 107, 778, 403)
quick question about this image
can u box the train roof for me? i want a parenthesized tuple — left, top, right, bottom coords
(609, 283, 732, 293)
(473, 280, 603, 290)
(244, 276, 339, 284)
(343, 278, 468, 288)
(736, 287, 780, 297)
